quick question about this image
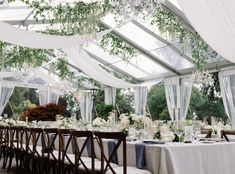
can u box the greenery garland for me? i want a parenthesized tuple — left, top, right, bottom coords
(100, 33, 137, 61)
(151, 9, 218, 71)
(5, 0, 219, 79)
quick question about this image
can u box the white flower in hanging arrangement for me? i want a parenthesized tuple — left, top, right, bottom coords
(110, 0, 165, 21)
(192, 69, 214, 86)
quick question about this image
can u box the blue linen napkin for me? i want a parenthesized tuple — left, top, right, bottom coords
(71, 137, 93, 157)
(86, 138, 92, 157)
(49, 133, 56, 147)
(135, 143, 146, 169)
(108, 140, 118, 164)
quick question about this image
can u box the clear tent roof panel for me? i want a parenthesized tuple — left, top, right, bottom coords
(84, 43, 170, 80)
(102, 14, 167, 51)
(102, 14, 195, 71)
(151, 46, 194, 70)
(0, 0, 230, 85)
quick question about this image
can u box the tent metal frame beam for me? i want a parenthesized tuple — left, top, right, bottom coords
(4, 19, 181, 75)
(85, 50, 141, 82)
(93, 43, 152, 76)
(132, 20, 195, 64)
(101, 22, 181, 75)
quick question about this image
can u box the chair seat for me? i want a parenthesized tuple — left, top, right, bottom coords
(105, 166, 152, 174)
(81, 160, 119, 172)
(64, 153, 95, 164)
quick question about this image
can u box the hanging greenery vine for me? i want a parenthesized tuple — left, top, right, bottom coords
(151, 9, 218, 71)
(100, 33, 137, 61)
(6, 0, 219, 77)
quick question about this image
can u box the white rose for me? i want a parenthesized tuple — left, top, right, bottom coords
(131, 114, 140, 123)
(119, 113, 127, 119)
(160, 125, 170, 136)
(86, 124, 92, 130)
(120, 116, 130, 130)
(93, 117, 102, 126)
(9, 119, 16, 126)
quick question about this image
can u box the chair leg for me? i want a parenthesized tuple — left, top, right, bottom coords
(7, 150, 14, 172)
(2, 147, 9, 169)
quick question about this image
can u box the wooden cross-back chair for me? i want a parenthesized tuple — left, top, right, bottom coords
(221, 130, 235, 142)
(94, 131, 126, 174)
(3, 126, 23, 172)
(70, 130, 95, 174)
(57, 128, 74, 173)
(94, 131, 152, 174)
(43, 128, 58, 174)
(201, 128, 212, 138)
(0, 126, 9, 169)
(30, 127, 46, 174)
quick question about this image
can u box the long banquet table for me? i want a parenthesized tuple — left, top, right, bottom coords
(142, 141, 235, 174)
(57, 136, 235, 174)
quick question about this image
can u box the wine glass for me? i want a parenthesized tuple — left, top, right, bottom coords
(128, 127, 136, 142)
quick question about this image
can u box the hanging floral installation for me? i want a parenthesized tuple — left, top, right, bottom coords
(5, 0, 219, 83)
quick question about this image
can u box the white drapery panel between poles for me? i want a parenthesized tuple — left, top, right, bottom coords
(0, 21, 116, 49)
(164, 76, 193, 120)
(164, 77, 179, 120)
(38, 86, 61, 105)
(0, 81, 15, 115)
(177, 0, 235, 63)
(79, 92, 93, 123)
(63, 47, 135, 88)
(219, 69, 235, 127)
(104, 86, 116, 106)
(180, 76, 193, 120)
(134, 86, 148, 115)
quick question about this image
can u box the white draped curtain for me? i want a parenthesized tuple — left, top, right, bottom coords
(79, 92, 93, 123)
(164, 77, 179, 120)
(38, 86, 61, 106)
(134, 86, 148, 115)
(180, 76, 194, 120)
(164, 76, 193, 120)
(0, 81, 15, 115)
(219, 69, 235, 127)
(177, 0, 235, 63)
(104, 86, 116, 106)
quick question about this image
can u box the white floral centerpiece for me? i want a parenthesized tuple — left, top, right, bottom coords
(118, 113, 158, 138)
(118, 113, 144, 131)
(160, 125, 175, 142)
(92, 117, 107, 130)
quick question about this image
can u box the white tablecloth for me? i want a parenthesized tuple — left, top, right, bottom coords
(54, 136, 235, 174)
(144, 142, 235, 174)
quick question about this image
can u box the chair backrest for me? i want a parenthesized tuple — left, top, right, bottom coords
(57, 129, 73, 165)
(221, 130, 235, 142)
(7, 126, 18, 149)
(0, 126, 8, 147)
(23, 127, 32, 154)
(70, 130, 95, 173)
(16, 126, 26, 152)
(201, 128, 212, 138)
(43, 128, 58, 160)
(94, 131, 126, 174)
(30, 128, 45, 158)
